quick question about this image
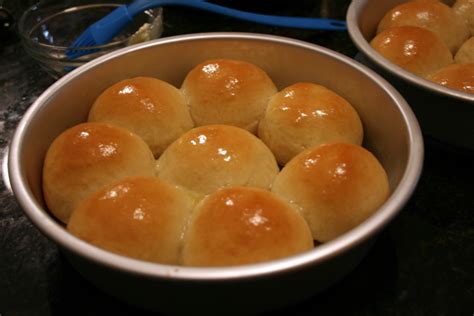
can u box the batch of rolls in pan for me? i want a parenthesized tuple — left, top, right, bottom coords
(42, 58, 389, 267)
(370, 0, 474, 94)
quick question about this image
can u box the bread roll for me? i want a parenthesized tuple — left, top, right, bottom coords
(272, 143, 389, 242)
(428, 63, 474, 94)
(258, 83, 363, 166)
(68, 176, 196, 265)
(89, 77, 194, 158)
(43, 122, 156, 224)
(371, 26, 453, 78)
(156, 125, 279, 196)
(377, 1, 470, 53)
(453, 0, 474, 36)
(181, 59, 277, 134)
(182, 186, 313, 266)
(455, 37, 474, 64)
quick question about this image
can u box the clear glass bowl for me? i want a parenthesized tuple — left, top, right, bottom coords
(19, 1, 163, 79)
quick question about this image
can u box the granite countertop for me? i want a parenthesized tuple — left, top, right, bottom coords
(0, 1, 473, 315)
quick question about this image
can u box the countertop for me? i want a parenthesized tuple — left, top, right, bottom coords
(0, 1, 473, 315)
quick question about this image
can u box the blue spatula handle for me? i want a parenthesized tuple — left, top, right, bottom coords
(67, 0, 346, 60)
(128, 0, 347, 31)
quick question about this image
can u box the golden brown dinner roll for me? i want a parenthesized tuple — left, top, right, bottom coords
(43, 122, 156, 224)
(68, 176, 196, 265)
(377, 1, 470, 53)
(88, 77, 194, 158)
(156, 125, 279, 196)
(455, 37, 474, 64)
(272, 143, 389, 242)
(180, 59, 277, 134)
(258, 83, 363, 166)
(428, 63, 474, 94)
(182, 186, 313, 267)
(453, 0, 474, 36)
(371, 26, 453, 78)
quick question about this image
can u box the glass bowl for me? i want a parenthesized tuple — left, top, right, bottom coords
(18, 1, 163, 79)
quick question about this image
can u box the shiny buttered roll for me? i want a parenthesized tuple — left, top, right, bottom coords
(371, 26, 453, 78)
(68, 177, 196, 265)
(156, 125, 279, 196)
(43, 122, 156, 224)
(377, 1, 470, 53)
(88, 77, 194, 158)
(258, 83, 363, 166)
(182, 187, 313, 266)
(455, 37, 474, 64)
(272, 143, 389, 242)
(428, 63, 474, 94)
(181, 59, 277, 134)
(453, 0, 474, 36)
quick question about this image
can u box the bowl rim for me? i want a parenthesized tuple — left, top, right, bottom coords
(346, 0, 474, 102)
(18, 2, 161, 51)
(8, 32, 424, 281)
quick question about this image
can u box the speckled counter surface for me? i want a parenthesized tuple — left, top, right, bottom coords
(0, 1, 473, 315)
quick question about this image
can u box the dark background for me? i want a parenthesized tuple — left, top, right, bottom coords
(0, 1, 473, 315)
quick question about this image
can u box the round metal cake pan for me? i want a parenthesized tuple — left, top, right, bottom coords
(347, 0, 474, 150)
(9, 32, 423, 314)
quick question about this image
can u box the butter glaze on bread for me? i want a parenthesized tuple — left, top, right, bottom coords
(68, 176, 196, 264)
(377, 1, 470, 53)
(43, 55, 396, 267)
(272, 143, 389, 242)
(43, 122, 156, 224)
(371, 26, 453, 78)
(89, 77, 194, 158)
(181, 59, 277, 134)
(258, 83, 363, 166)
(182, 187, 313, 266)
(428, 63, 474, 94)
(455, 37, 474, 64)
(156, 125, 279, 196)
(453, 0, 474, 36)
